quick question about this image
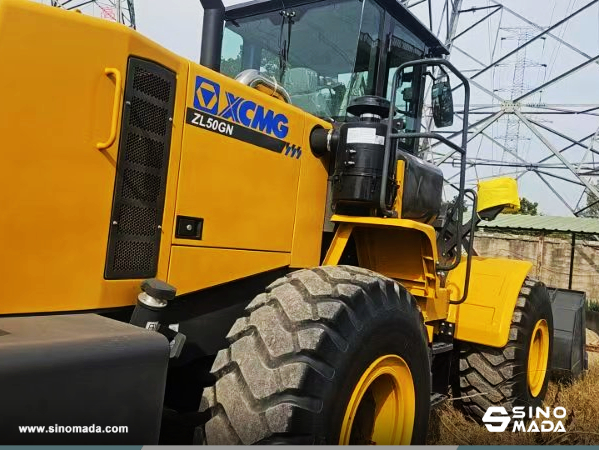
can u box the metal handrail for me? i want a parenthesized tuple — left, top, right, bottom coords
(449, 188, 478, 304)
(97, 67, 122, 150)
(382, 58, 471, 273)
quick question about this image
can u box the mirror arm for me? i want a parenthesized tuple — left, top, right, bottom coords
(424, 71, 436, 82)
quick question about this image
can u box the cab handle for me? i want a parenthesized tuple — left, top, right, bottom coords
(97, 67, 122, 150)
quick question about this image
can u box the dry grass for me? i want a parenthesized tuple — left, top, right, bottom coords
(428, 364, 599, 445)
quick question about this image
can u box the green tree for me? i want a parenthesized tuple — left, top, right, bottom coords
(580, 181, 599, 218)
(221, 53, 242, 78)
(220, 48, 280, 80)
(505, 197, 538, 216)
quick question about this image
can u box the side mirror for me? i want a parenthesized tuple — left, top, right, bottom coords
(432, 75, 454, 128)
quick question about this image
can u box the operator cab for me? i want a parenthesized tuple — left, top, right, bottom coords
(221, 0, 448, 154)
(220, 0, 461, 229)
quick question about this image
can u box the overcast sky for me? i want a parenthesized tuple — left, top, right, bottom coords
(135, 0, 235, 62)
(128, 1, 599, 216)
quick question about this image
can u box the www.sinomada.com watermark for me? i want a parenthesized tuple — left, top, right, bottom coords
(482, 406, 567, 433)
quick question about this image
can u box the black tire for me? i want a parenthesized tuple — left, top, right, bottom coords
(453, 278, 553, 420)
(198, 265, 431, 444)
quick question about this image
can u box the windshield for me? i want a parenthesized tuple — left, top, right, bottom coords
(220, 0, 428, 137)
(221, 0, 382, 119)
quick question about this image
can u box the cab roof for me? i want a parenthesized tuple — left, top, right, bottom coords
(224, 0, 449, 56)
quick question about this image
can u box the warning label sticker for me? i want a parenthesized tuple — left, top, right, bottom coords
(346, 127, 385, 145)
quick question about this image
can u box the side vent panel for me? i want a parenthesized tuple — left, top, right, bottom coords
(105, 58, 176, 280)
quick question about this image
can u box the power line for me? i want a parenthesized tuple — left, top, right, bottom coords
(419, 0, 599, 216)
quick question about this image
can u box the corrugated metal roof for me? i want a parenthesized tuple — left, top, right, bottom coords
(477, 214, 599, 235)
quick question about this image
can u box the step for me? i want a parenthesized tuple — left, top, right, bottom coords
(431, 341, 454, 355)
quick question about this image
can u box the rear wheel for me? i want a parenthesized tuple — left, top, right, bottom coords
(198, 265, 431, 444)
(453, 278, 553, 419)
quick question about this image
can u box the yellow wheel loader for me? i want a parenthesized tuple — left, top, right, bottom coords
(0, 0, 581, 445)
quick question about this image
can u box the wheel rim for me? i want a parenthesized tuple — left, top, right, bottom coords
(339, 354, 415, 445)
(527, 319, 549, 397)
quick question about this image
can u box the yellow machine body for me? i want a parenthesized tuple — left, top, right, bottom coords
(168, 64, 328, 294)
(0, 0, 327, 314)
(324, 215, 450, 326)
(0, 0, 531, 351)
(324, 215, 533, 347)
(323, 167, 532, 347)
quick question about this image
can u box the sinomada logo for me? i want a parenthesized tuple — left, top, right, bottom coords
(482, 406, 567, 433)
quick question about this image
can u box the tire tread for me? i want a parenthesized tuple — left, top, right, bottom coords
(200, 265, 423, 444)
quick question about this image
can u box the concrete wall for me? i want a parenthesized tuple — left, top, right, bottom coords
(474, 231, 599, 302)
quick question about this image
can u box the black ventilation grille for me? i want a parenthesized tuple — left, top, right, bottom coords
(105, 57, 176, 280)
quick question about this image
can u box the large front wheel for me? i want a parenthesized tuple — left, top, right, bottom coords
(199, 266, 431, 444)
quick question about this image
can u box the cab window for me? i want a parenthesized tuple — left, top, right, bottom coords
(385, 22, 426, 152)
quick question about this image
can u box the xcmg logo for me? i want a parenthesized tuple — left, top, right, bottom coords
(194, 76, 289, 139)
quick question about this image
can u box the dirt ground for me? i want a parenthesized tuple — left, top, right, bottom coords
(428, 330, 599, 445)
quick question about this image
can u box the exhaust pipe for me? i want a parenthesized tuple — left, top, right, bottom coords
(199, 0, 225, 72)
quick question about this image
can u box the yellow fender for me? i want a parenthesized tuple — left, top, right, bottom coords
(446, 256, 533, 348)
